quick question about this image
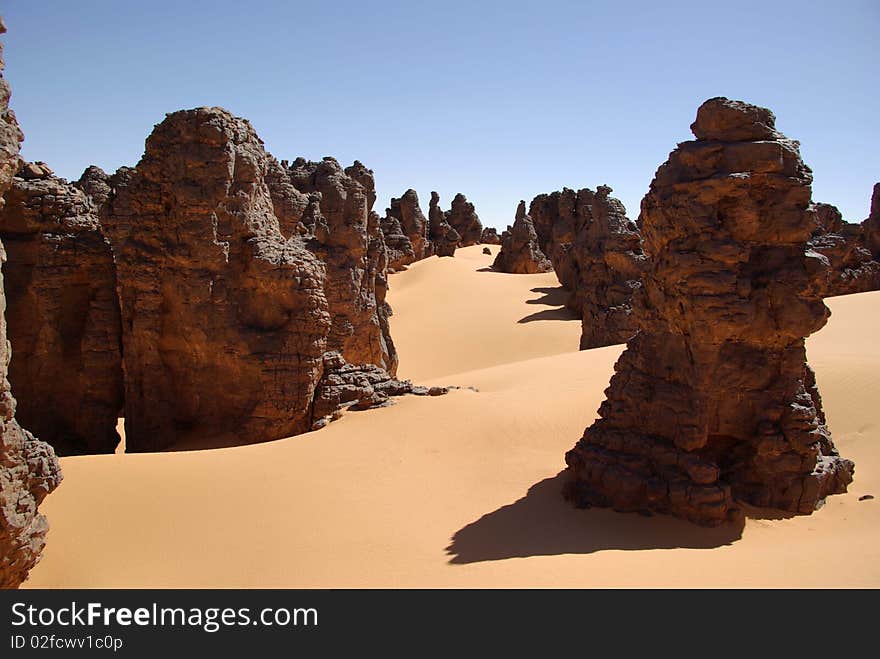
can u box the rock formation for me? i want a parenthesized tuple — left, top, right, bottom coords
(445, 193, 482, 247)
(492, 201, 553, 274)
(482, 247, 491, 255)
(311, 351, 449, 429)
(386, 189, 431, 261)
(379, 213, 416, 272)
(808, 198, 880, 297)
(0, 18, 62, 588)
(428, 192, 460, 257)
(480, 227, 500, 244)
(564, 97, 854, 526)
(0, 163, 124, 455)
(863, 183, 880, 256)
(104, 108, 332, 452)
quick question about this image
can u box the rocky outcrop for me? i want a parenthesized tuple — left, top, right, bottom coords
(564, 97, 854, 526)
(482, 247, 491, 255)
(379, 213, 416, 271)
(528, 189, 579, 289)
(446, 193, 482, 247)
(104, 108, 332, 452)
(310, 351, 449, 429)
(808, 199, 880, 297)
(480, 227, 500, 244)
(492, 201, 553, 274)
(863, 183, 880, 256)
(285, 156, 397, 374)
(429, 192, 460, 257)
(0, 18, 62, 589)
(0, 163, 124, 455)
(387, 189, 431, 261)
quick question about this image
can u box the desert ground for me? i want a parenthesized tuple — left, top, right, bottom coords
(24, 244, 880, 588)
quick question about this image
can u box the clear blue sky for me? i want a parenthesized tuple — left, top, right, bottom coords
(3, 1, 878, 229)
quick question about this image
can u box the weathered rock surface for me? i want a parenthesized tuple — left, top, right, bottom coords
(445, 193, 482, 247)
(0, 18, 62, 588)
(808, 198, 880, 297)
(564, 97, 854, 526)
(0, 163, 124, 455)
(480, 227, 500, 244)
(482, 247, 491, 255)
(310, 351, 449, 429)
(387, 189, 431, 261)
(492, 201, 553, 274)
(285, 156, 397, 374)
(379, 212, 416, 271)
(863, 183, 880, 256)
(429, 192, 460, 257)
(528, 186, 645, 348)
(104, 108, 332, 452)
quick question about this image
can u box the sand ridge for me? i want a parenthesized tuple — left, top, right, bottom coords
(24, 245, 880, 588)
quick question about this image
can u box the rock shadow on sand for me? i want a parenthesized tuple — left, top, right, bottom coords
(446, 472, 744, 564)
(518, 287, 579, 323)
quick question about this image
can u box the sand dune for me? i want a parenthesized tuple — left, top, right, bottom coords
(24, 245, 880, 588)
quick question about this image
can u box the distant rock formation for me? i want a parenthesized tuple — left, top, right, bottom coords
(492, 201, 554, 274)
(311, 351, 449, 429)
(387, 189, 431, 261)
(863, 183, 880, 256)
(0, 163, 124, 455)
(379, 212, 416, 272)
(445, 193, 482, 247)
(808, 198, 880, 297)
(564, 97, 854, 526)
(104, 108, 332, 452)
(0, 18, 62, 589)
(482, 247, 491, 255)
(480, 227, 500, 244)
(428, 192, 460, 257)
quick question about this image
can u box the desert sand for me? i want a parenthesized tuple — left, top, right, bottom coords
(24, 244, 880, 588)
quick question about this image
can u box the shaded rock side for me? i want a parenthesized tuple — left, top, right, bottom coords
(0, 163, 124, 455)
(480, 227, 500, 244)
(310, 351, 449, 429)
(0, 18, 62, 588)
(386, 189, 431, 260)
(808, 199, 880, 297)
(492, 201, 554, 274)
(379, 212, 416, 271)
(285, 157, 397, 374)
(429, 191, 460, 257)
(104, 108, 331, 452)
(564, 97, 854, 526)
(445, 193, 482, 247)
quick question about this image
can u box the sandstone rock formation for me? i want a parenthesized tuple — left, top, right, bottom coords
(387, 189, 431, 261)
(0, 163, 124, 455)
(104, 108, 332, 452)
(428, 192, 460, 257)
(445, 193, 482, 247)
(0, 18, 62, 588)
(492, 201, 553, 274)
(564, 97, 854, 526)
(379, 213, 416, 271)
(482, 247, 491, 255)
(808, 198, 880, 297)
(311, 351, 449, 429)
(480, 227, 500, 244)
(863, 183, 880, 256)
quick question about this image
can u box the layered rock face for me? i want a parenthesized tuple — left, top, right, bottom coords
(386, 189, 431, 261)
(428, 192, 460, 257)
(0, 18, 62, 588)
(492, 201, 553, 274)
(0, 164, 124, 455)
(284, 157, 397, 374)
(808, 198, 880, 297)
(445, 193, 482, 247)
(379, 212, 416, 271)
(105, 108, 332, 452)
(564, 97, 854, 526)
(480, 227, 500, 244)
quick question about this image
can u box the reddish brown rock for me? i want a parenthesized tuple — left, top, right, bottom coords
(480, 227, 500, 244)
(864, 183, 880, 256)
(104, 108, 331, 452)
(492, 201, 554, 274)
(379, 212, 416, 271)
(808, 199, 880, 297)
(482, 247, 491, 255)
(0, 18, 62, 588)
(564, 97, 854, 526)
(310, 351, 448, 429)
(445, 193, 482, 247)
(528, 188, 579, 289)
(0, 163, 124, 455)
(386, 189, 431, 260)
(429, 192, 460, 257)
